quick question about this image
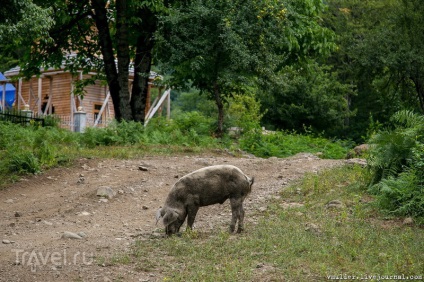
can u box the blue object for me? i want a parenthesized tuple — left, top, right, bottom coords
(0, 72, 16, 108)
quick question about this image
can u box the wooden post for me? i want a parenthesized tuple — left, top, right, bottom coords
(145, 83, 152, 116)
(44, 77, 53, 115)
(38, 77, 42, 114)
(78, 71, 83, 109)
(18, 78, 23, 109)
(94, 91, 111, 127)
(70, 76, 75, 130)
(167, 89, 171, 119)
(144, 89, 171, 126)
(1, 83, 5, 111)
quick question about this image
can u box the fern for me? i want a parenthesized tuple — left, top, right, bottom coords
(367, 110, 424, 219)
(368, 110, 423, 184)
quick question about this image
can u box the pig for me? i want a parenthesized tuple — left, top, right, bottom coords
(156, 165, 254, 235)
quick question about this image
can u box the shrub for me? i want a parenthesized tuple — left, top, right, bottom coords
(0, 122, 77, 176)
(227, 94, 263, 133)
(367, 110, 424, 219)
(239, 129, 350, 159)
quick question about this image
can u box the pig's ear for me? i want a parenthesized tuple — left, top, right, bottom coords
(155, 208, 165, 225)
(162, 208, 180, 227)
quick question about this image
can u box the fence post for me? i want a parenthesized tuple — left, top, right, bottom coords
(21, 104, 33, 125)
(74, 106, 87, 133)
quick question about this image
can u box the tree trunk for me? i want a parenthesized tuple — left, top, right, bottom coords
(213, 82, 224, 137)
(131, 8, 157, 123)
(115, 0, 132, 120)
(91, 0, 123, 120)
(412, 76, 424, 112)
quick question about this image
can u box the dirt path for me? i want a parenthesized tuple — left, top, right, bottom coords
(0, 153, 350, 281)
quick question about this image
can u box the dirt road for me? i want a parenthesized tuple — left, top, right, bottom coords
(0, 152, 349, 281)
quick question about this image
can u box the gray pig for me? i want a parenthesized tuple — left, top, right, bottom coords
(156, 165, 254, 235)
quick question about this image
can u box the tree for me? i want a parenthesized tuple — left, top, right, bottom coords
(156, 0, 336, 136)
(0, 0, 53, 72)
(363, 0, 424, 112)
(323, 0, 424, 140)
(1, 0, 165, 122)
(258, 61, 355, 136)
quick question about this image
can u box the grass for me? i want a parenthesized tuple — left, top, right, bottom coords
(0, 118, 351, 189)
(240, 129, 351, 159)
(120, 165, 424, 281)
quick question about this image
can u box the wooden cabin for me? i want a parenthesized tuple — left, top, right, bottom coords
(4, 66, 163, 130)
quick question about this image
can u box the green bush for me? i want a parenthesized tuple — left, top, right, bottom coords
(239, 129, 350, 159)
(174, 111, 214, 136)
(227, 94, 263, 132)
(367, 110, 424, 219)
(0, 122, 77, 176)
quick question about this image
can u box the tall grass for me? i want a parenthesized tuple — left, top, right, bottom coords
(0, 122, 78, 177)
(239, 129, 351, 159)
(0, 111, 351, 187)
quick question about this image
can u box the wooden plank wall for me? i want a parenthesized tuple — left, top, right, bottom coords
(16, 72, 114, 120)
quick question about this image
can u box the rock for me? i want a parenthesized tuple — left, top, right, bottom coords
(352, 144, 369, 157)
(78, 211, 91, 216)
(194, 159, 211, 166)
(14, 211, 22, 217)
(326, 200, 344, 209)
(150, 232, 163, 238)
(4, 199, 14, 204)
(97, 186, 116, 199)
(43, 220, 53, 226)
(138, 166, 148, 171)
(305, 223, 321, 234)
(77, 175, 85, 184)
(345, 158, 367, 167)
(258, 207, 267, 212)
(61, 231, 83, 240)
(99, 198, 108, 203)
(2, 239, 12, 244)
(315, 152, 324, 158)
(403, 217, 414, 225)
(77, 232, 87, 238)
(280, 202, 304, 209)
(142, 205, 149, 210)
(82, 164, 91, 170)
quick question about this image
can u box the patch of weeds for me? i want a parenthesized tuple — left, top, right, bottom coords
(111, 254, 132, 265)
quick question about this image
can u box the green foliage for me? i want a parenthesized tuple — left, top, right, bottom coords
(0, 0, 53, 42)
(79, 112, 217, 148)
(0, 122, 77, 178)
(81, 120, 145, 147)
(0, 108, 357, 188)
(227, 93, 263, 132)
(323, 0, 424, 140)
(171, 89, 217, 118)
(156, 0, 336, 135)
(367, 110, 424, 219)
(239, 129, 350, 159)
(144, 113, 217, 147)
(258, 62, 355, 137)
